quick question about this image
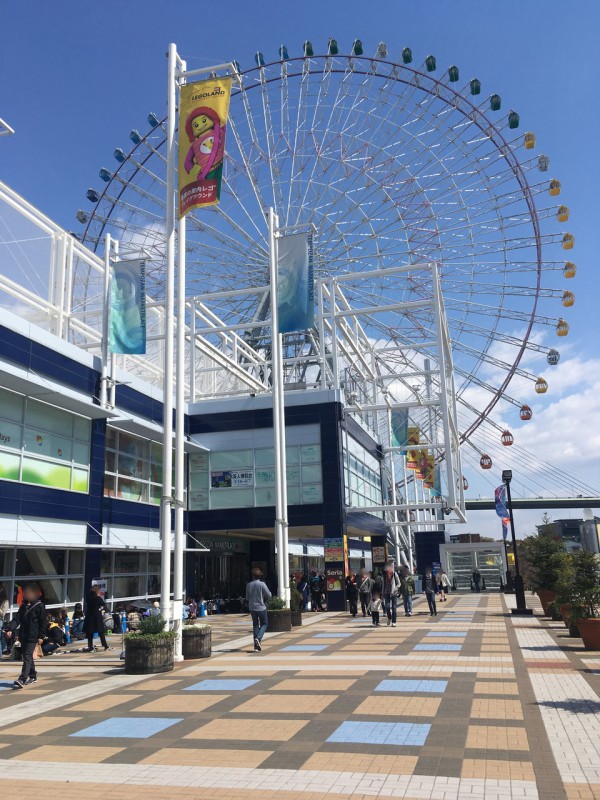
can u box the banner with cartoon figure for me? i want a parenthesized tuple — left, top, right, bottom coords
(178, 77, 232, 217)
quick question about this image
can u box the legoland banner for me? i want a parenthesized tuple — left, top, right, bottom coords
(109, 259, 146, 354)
(277, 233, 315, 334)
(178, 77, 232, 217)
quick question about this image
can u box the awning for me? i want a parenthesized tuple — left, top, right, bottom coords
(109, 414, 209, 453)
(0, 360, 116, 420)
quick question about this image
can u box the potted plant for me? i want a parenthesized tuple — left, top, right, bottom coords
(545, 599, 563, 622)
(124, 615, 176, 674)
(290, 586, 303, 627)
(266, 596, 292, 632)
(571, 550, 600, 650)
(182, 619, 212, 659)
(521, 523, 569, 614)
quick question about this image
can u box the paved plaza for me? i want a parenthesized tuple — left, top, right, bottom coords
(1, 594, 600, 800)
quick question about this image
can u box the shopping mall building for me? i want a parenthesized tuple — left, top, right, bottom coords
(0, 307, 386, 609)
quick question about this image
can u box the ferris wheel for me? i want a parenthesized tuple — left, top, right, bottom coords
(74, 39, 575, 468)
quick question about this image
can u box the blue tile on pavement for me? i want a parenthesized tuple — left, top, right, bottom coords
(71, 717, 182, 739)
(313, 633, 353, 638)
(413, 643, 462, 651)
(185, 679, 259, 691)
(327, 720, 430, 746)
(281, 644, 329, 651)
(426, 631, 467, 637)
(375, 679, 448, 693)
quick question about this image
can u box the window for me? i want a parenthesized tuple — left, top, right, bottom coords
(100, 549, 172, 602)
(188, 431, 323, 511)
(0, 388, 91, 493)
(104, 428, 178, 506)
(343, 434, 383, 514)
(11, 548, 85, 608)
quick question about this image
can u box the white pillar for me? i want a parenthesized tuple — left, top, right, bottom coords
(100, 234, 112, 409)
(268, 208, 289, 605)
(160, 42, 177, 624)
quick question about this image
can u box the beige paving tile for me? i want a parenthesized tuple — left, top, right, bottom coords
(140, 747, 272, 767)
(270, 678, 356, 691)
(301, 751, 419, 774)
(234, 693, 336, 713)
(461, 758, 535, 781)
(185, 718, 308, 741)
(354, 696, 441, 717)
(4, 716, 81, 736)
(126, 679, 183, 691)
(70, 694, 141, 712)
(17, 745, 124, 763)
(465, 724, 529, 750)
(474, 681, 519, 695)
(470, 698, 524, 720)
(134, 694, 229, 713)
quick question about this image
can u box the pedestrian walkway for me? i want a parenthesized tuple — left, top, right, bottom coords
(1, 593, 599, 799)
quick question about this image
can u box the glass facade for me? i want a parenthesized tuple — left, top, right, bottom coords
(0, 547, 85, 608)
(0, 388, 91, 493)
(99, 550, 171, 603)
(343, 433, 383, 512)
(189, 435, 323, 511)
(104, 428, 177, 505)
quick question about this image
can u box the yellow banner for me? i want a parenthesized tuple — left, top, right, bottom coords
(423, 454, 435, 488)
(407, 426, 420, 446)
(178, 78, 232, 217)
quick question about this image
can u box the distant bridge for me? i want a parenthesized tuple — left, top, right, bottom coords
(465, 497, 600, 511)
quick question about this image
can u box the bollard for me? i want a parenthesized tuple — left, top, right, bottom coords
(64, 617, 71, 643)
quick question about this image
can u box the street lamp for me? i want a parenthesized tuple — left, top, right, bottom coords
(502, 470, 533, 616)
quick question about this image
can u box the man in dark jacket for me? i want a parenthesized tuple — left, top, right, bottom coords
(13, 582, 47, 689)
(84, 584, 110, 652)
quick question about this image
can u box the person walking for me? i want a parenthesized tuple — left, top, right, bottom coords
(309, 570, 323, 612)
(422, 567, 438, 616)
(83, 584, 110, 652)
(437, 570, 450, 601)
(0, 586, 9, 655)
(400, 567, 415, 616)
(472, 569, 482, 593)
(382, 563, 401, 627)
(368, 590, 382, 626)
(12, 582, 46, 689)
(358, 569, 374, 617)
(345, 572, 358, 618)
(246, 567, 271, 652)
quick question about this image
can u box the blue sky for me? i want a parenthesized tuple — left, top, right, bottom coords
(1, 1, 599, 536)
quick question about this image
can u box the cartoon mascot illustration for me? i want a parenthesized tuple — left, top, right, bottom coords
(183, 106, 225, 181)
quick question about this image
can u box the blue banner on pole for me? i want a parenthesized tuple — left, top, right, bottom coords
(502, 517, 510, 540)
(391, 410, 408, 448)
(277, 233, 314, 334)
(110, 259, 146, 354)
(495, 484, 508, 518)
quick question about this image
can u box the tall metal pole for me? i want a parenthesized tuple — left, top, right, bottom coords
(268, 208, 289, 604)
(504, 474, 531, 615)
(173, 53, 187, 658)
(160, 42, 177, 623)
(100, 234, 112, 408)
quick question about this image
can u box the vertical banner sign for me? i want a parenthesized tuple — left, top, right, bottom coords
(109, 259, 146, 354)
(494, 485, 508, 518)
(277, 233, 314, 333)
(178, 77, 232, 217)
(502, 517, 510, 540)
(391, 410, 408, 448)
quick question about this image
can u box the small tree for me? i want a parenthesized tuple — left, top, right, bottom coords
(569, 550, 600, 619)
(520, 522, 568, 592)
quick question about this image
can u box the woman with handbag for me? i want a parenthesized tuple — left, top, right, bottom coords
(12, 582, 47, 689)
(83, 584, 110, 652)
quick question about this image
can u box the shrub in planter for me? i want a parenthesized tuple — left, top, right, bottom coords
(124, 615, 176, 674)
(521, 527, 569, 613)
(181, 621, 212, 660)
(266, 596, 292, 632)
(290, 586, 303, 627)
(546, 600, 563, 622)
(570, 550, 600, 650)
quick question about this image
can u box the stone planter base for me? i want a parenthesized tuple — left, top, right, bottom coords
(182, 627, 212, 659)
(291, 610, 302, 627)
(125, 637, 174, 674)
(267, 610, 292, 632)
(537, 590, 556, 616)
(578, 617, 600, 650)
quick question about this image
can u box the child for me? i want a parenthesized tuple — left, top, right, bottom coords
(12, 582, 47, 689)
(368, 591, 382, 627)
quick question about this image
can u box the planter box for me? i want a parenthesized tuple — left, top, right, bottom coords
(125, 636, 174, 674)
(267, 609, 292, 632)
(560, 604, 572, 628)
(291, 610, 302, 627)
(182, 626, 212, 660)
(578, 617, 600, 651)
(537, 590, 556, 616)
